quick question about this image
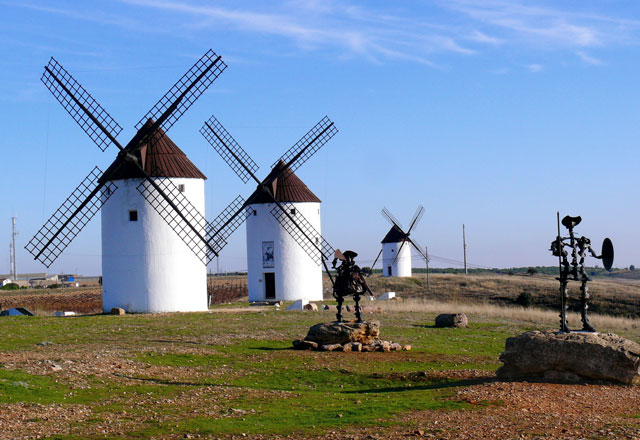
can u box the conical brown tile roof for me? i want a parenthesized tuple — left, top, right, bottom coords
(101, 120, 206, 182)
(381, 225, 408, 243)
(244, 160, 320, 205)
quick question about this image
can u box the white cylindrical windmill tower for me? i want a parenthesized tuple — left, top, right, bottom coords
(245, 160, 323, 302)
(381, 225, 412, 277)
(100, 122, 208, 313)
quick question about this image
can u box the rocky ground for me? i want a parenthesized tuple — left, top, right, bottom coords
(327, 374, 640, 440)
(1, 363, 638, 439)
(1, 275, 639, 439)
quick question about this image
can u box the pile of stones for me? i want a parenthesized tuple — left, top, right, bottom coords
(292, 320, 411, 352)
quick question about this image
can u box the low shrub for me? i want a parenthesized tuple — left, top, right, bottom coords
(516, 291, 535, 308)
(1, 283, 19, 290)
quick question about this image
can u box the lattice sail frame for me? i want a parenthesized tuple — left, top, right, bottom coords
(408, 237, 427, 260)
(381, 207, 405, 231)
(270, 203, 335, 265)
(136, 50, 227, 133)
(137, 178, 210, 263)
(25, 167, 117, 267)
(42, 58, 122, 152)
(407, 205, 425, 233)
(272, 116, 338, 172)
(200, 115, 259, 183)
(137, 178, 248, 263)
(30, 50, 229, 269)
(206, 196, 250, 255)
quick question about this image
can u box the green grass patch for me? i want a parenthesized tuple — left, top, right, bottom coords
(0, 369, 69, 404)
(164, 387, 467, 436)
(0, 308, 525, 438)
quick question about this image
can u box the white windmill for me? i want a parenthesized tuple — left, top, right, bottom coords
(200, 115, 338, 303)
(100, 123, 209, 312)
(372, 206, 427, 277)
(25, 51, 250, 313)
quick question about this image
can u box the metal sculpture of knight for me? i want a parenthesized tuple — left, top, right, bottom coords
(331, 250, 373, 323)
(550, 214, 614, 333)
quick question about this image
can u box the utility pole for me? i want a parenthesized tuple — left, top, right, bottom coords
(463, 224, 467, 275)
(425, 246, 430, 291)
(10, 217, 17, 280)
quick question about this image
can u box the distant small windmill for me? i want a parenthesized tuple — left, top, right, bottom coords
(200, 115, 339, 302)
(25, 50, 249, 312)
(371, 205, 427, 277)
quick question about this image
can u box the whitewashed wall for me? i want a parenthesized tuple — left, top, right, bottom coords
(382, 241, 412, 277)
(245, 202, 322, 302)
(101, 178, 207, 313)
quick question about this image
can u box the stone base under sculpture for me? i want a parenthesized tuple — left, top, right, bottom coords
(497, 330, 640, 384)
(293, 320, 411, 352)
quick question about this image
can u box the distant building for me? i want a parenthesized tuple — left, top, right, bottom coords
(28, 275, 58, 288)
(0, 272, 49, 281)
(381, 225, 412, 277)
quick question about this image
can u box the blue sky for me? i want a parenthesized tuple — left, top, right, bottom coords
(1, 0, 639, 275)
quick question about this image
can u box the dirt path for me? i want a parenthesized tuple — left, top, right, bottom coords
(329, 374, 640, 439)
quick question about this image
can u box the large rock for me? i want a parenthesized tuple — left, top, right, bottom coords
(497, 330, 640, 384)
(435, 313, 468, 328)
(305, 321, 380, 345)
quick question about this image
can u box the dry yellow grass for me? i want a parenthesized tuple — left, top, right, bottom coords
(324, 272, 640, 318)
(375, 297, 640, 332)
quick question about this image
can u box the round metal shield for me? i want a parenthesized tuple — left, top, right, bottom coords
(601, 238, 614, 271)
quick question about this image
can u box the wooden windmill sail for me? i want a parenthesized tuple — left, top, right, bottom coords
(200, 115, 341, 301)
(24, 50, 251, 311)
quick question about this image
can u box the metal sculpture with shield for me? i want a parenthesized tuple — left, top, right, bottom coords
(26, 50, 246, 268)
(550, 213, 614, 332)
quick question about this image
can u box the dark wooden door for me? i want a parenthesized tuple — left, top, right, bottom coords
(264, 273, 275, 299)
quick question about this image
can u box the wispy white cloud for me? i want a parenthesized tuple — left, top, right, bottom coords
(118, 0, 479, 64)
(468, 30, 503, 45)
(5, 1, 147, 31)
(441, 0, 638, 49)
(527, 63, 543, 73)
(576, 50, 603, 65)
(6, 0, 640, 68)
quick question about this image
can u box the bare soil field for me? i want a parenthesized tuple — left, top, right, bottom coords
(0, 300, 638, 439)
(0, 273, 638, 438)
(3, 272, 639, 319)
(0, 277, 250, 314)
(0, 287, 102, 315)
